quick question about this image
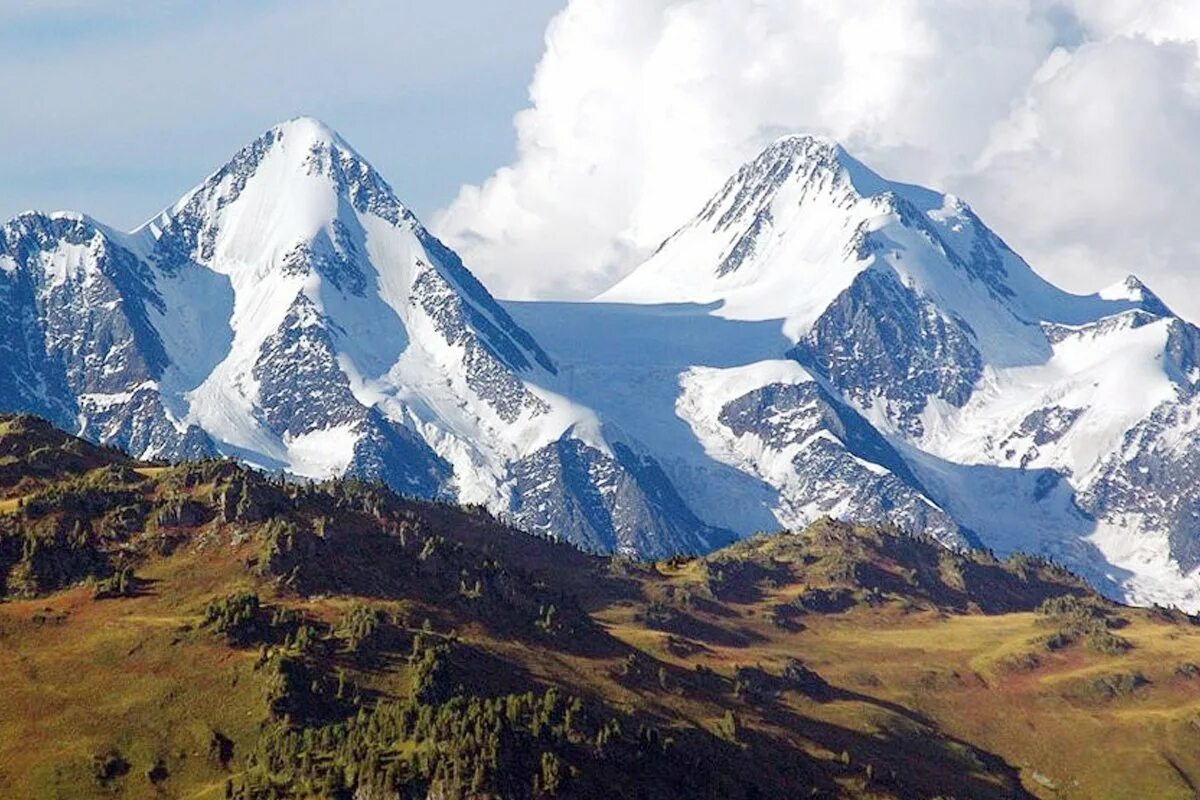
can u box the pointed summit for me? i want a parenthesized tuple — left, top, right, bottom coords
(256, 117, 400, 217)
(597, 134, 902, 323)
(689, 135, 886, 245)
(1099, 274, 1173, 317)
(717, 134, 891, 207)
(270, 115, 350, 148)
(242, 116, 368, 175)
(142, 117, 410, 278)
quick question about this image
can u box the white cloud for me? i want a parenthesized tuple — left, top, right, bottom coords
(965, 34, 1200, 305)
(434, 0, 1200, 322)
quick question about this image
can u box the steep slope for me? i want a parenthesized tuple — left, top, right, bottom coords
(587, 134, 1200, 607)
(0, 119, 726, 557)
(136, 116, 548, 498)
(677, 360, 970, 548)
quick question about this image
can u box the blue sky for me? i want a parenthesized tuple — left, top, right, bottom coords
(0, 1, 563, 229)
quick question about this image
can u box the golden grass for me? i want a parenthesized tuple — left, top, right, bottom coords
(0, 549, 265, 799)
(8, 572, 1199, 800)
(133, 466, 171, 480)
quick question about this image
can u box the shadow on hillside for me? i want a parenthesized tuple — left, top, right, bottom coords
(752, 700, 1035, 799)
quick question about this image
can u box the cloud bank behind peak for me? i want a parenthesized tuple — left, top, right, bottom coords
(433, 0, 1200, 322)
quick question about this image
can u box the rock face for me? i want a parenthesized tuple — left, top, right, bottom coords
(712, 378, 969, 549)
(789, 266, 984, 438)
(509, 438, 733, 558)
(0, 118, 724, 556)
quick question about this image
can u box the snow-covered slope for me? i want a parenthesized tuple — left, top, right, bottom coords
(0, 118, 729, 557)
(587, 134, 1200, 608)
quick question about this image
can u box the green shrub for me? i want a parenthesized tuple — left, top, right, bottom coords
(202, 592, 262, 644)
(93, 567, 137, 599)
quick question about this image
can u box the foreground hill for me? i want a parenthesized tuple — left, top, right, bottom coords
(2, 415, 1200, 799)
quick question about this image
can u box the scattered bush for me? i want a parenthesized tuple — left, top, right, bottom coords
(1037, 595, 1131, 654)
(91, 750, 129, 785)
(93, 566, 138, 599)
(202, 592, 262, 645)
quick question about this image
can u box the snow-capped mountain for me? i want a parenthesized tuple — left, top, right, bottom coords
(541, 133, 1200, 609)
(8, 121, 1200, 610)
(0, 118, 729, 558)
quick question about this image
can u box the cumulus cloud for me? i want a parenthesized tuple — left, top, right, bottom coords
(434, 0, 1200, 321)
(965, 33, 1200, 307)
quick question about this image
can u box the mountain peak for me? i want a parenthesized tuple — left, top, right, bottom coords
(1099, 273, 1173, 316)
(6, 209, 104, 232)
(195, 116, 381, 201)
(762, 133, 848, 167)
(744, 133, 890, 199)
(262, 116, 367, 171)
(678, 132, 892, 250)
(251, 116, 371, 177)
(765, 132, 842, 156)
(141, 114, 412, 271)
(270, 115, 346, 147)
(597, 133, 895, 311)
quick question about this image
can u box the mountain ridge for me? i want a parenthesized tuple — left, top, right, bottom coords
(6, 118, 1200, 608)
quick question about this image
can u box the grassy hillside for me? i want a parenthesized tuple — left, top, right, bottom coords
(0, 414, 1198, 799)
